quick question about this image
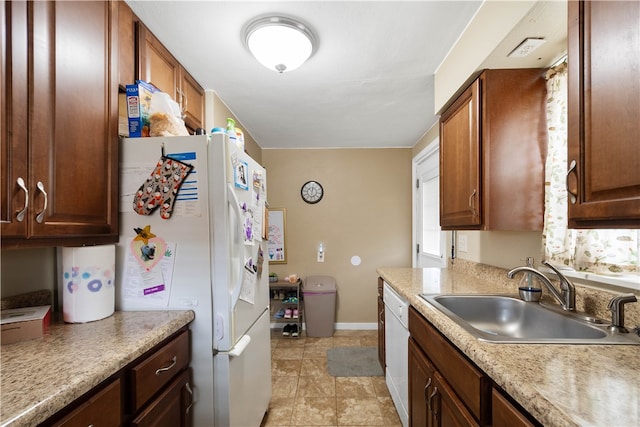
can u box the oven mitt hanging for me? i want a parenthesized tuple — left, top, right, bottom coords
(133, 155, 193, 219)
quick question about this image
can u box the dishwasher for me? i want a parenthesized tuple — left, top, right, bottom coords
(383, 282, 409, 427)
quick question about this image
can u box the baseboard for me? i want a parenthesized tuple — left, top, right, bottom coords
(335, 322, 377, 330)
(270, 322, 377, 331)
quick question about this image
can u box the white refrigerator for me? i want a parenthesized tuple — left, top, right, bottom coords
(116, 134, 271, 426)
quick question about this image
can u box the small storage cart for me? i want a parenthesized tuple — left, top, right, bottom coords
(269, 278, 303, 337)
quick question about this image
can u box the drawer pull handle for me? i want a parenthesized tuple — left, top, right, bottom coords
(423, 377, 432, 401)
(566, 159, 578, 204)
(35, 181, 47, 223)
(16, 177, 28, 222)
(468, 188, 477, 215)
(185, 381, 194, 414)
(155, 356, 177, 375)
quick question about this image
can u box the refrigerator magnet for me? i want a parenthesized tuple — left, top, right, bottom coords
(234, 160, 249, 190)
(130, 226, 166, 272)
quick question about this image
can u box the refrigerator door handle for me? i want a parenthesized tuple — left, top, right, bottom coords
(227, 183, 245, 310)
(228, 335, 251, 358)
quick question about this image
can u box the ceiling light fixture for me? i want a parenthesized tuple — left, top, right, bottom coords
(244, 16, 316, 73)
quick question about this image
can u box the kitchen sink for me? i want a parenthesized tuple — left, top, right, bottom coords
(420, 294, 640, 345)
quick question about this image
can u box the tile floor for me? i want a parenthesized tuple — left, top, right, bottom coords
(261, 329, 402, 427)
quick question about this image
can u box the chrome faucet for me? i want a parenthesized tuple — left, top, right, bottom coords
(507, 260, 576, 311)
(608, 294, 637, 333)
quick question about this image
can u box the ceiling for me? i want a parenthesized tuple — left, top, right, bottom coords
(126, 1, 566, 149)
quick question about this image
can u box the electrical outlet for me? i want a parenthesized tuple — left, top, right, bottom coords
(458, 234, 468, 253)
(317, 250, 324, 262)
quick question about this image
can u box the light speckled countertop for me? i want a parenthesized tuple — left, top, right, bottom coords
(0, 310, 194, 427)
(377, 266, 640, 427)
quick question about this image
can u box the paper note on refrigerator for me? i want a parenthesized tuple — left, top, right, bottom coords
(239, 257, 257, 304)
(120, 153, 201, 217)
(121, 239, 177, 307)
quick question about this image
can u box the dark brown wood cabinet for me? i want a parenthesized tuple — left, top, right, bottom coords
(492, 388, 538, 427)
(567, 1, 640, 228)
(42, 328, 192, 427)
(132, 368, 193, 427)
(377, 277, 385, 369)
(1, 0, 119, 248)
(118, 0, 137, 89)
(408, 306, 541, 427)
(439, 69, 547, 231)
(408, 307, 490, 426)
(137, 24, 204, 132)
(409, 339, 479, 427)
(51, 379, 122, 427)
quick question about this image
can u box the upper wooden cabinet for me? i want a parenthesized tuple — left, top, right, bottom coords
(1, 1, 119, 248)
(439, 69, 547, 231)
(118, 0, 137, 89)
(567, 1, 640, 228)
(137, 23, 204, 132)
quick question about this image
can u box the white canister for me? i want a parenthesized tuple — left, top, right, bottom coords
(61, 245, 116, 323)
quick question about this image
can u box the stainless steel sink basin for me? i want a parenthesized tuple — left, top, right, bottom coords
(420, 294, 640, 344)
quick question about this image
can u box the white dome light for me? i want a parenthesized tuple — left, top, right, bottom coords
(245, 16, 316, 73)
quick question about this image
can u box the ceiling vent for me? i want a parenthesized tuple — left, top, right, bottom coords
(507, 38, 546, 58)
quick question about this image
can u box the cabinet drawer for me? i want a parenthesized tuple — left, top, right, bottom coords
(492, 388, 539, 427)
(131, 330, 189, 411)
(408, 307, 490, 423)
(132, 368, 192, 427)
(52, 378, 121, 427)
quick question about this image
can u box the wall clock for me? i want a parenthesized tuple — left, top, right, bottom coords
(301, 180, 323, 204)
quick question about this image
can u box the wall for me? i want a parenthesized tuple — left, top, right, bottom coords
(1, 248, 56, 299)
(262, 148, 412, 325)
(205, 90, 262, 164)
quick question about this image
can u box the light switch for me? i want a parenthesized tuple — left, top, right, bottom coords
(458, 234, 468, 253)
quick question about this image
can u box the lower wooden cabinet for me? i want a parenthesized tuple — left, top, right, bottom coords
(42, 328, 191, 427)
(492, 388, 539, 427)
(409, 335, 479, 427)
(132, 368, 193, 427)
(408, 306, 540, 426)
(131, 329, 190, 411)
(377, 277, 385, 369)
(409, 307, 490, 425)
(51, 378, 122, 427)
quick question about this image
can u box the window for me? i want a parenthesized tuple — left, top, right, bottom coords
(543, 64, 639, 276)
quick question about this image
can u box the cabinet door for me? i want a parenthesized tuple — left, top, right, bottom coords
(432, 371, 479, 427)
(14, 0, 119, 243)
(132, 368, 193, 427)
(439, 79, 481, 229)
(408, 338, 432, 427)
(409, 339, 478, 427)
(137, 23, 179, 100)
(567, 1, 640, 228)
(377, 277, 385, 369)
(180, 70, 204, 132)
(117, 0, 137, 89)
(1, 0, 29, 238)
(377, 295, 384, 367)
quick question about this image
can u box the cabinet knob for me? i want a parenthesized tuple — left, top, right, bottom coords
(35, 181, 48, 223)
(16, 177, 28, 222)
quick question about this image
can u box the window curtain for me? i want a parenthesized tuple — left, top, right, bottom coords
(542, 63, 639, 274)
